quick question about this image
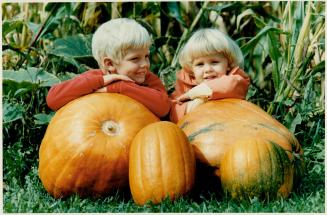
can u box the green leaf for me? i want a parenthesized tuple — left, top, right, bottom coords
(301, 76, 314, 110)
(241, 26, 285, 57)
(34, 113, 55, 125)
(309, 60, 325, 76)
(3, 67, 61, 87)
(3, 102, 25, 124)
(207, 2, 242, 13)
(48, 34, 93, 58)
(267, 32, 281, 90)
(2, 20, 24, 38)
(167, 2, 187, 27)
(289, 112, 302, 133)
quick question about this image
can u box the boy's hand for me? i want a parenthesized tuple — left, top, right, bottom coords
(95, 74, 135, 93)
(103, 74, 134, 85)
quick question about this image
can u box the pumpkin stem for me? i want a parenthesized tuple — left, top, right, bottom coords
(102, 120, 120, 136)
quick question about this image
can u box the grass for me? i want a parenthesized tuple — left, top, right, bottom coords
(3, 143, 325, 213)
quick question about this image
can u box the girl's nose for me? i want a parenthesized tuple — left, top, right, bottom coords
(203, 64, 213, 73)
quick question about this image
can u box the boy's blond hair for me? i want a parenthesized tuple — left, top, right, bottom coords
(92, 18, 152, 69)
(179, 28, 244, 70)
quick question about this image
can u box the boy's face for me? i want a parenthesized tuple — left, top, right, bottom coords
(112, 48, 150, 84)
(192, 54, 229, 84)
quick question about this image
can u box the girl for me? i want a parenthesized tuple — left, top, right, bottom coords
(170, 28, 250, 123)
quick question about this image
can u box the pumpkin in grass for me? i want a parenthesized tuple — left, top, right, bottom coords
(220, 139, 294, 200)
(38, 93, 159, 198)
(129, 121, 195, 205)
(178, 98, 304, 188)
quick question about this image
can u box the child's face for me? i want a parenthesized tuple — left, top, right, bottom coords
(113, 48, 150, 84)
(192, 54, 229, 84)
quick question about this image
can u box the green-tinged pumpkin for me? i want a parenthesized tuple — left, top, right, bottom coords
(178, 99, 304, 188)
(129, 121, 195, 205)
(39, 93, 159, 198)
(220, 139, 294, 200)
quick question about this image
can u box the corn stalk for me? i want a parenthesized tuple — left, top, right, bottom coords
(267, 1, 324, 114)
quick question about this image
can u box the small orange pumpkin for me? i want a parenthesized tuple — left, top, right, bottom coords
(220, 139, 294, 200)
(129, 121, 195, 205)
(39, 93, 159, 198)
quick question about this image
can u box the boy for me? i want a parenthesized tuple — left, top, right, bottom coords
(46, 18, 171, 118)
(170, 28, 250, 123)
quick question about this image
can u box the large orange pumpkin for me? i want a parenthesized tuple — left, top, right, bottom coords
(220, 139, 294, 200)
(178, 99, 304, 187)
(129, 121, 195, 205)
(39, 93, 159, 198)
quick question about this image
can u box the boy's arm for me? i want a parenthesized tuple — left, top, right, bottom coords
(105, 72, 171, 117)
(46, 70, 104, 111)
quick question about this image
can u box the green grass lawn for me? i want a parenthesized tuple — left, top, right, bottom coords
(3, 144, 325, 213)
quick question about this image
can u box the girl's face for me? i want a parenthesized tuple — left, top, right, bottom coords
(192, 54, 229, 84)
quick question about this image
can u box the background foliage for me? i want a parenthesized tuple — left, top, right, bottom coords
(2, 1, 325, 213)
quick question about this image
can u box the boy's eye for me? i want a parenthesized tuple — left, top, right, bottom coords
(194, 62, 204, 66)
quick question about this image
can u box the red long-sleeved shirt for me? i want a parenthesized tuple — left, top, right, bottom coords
(170, 67, 250, 123)
(46, 69, 171, 117)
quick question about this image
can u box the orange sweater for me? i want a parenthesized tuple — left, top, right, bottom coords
(170, 67, 250, 123)
(46, 69, 171, 117)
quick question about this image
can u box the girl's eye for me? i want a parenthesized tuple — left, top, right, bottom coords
(212, 61, 219, 64)
(130, 57, 139, 61)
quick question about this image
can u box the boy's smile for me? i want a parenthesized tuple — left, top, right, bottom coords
(105, 48, 150, 84)
(192, 54, 229, 84)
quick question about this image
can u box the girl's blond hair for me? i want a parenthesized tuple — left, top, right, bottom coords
(179, 28, 244, 70)
(92, 18, 152, 69)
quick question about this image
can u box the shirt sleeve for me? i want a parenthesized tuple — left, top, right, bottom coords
(46, 70, 104, 111)
(106, 72, 171, 118)
(169, 75, 191, 123)
(170, 102, 187, 123)
(205, 67, 250, 100)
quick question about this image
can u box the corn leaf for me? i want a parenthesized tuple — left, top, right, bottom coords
(267, 32, 281, 90)
(241, 26, 285, 57)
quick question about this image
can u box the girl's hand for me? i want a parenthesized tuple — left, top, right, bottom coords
(175, 83, 213, 103)
(186, 98, 206, 113)
(185, 83, 213, 100)
(103, 74, 134, 85)
(176, 93, 191, 103)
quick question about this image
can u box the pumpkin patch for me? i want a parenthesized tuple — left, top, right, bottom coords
(38, 93, 159, 198)
(129, 121, 195, 205)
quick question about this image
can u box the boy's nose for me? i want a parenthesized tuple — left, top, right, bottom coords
(140, 59, 150, 68)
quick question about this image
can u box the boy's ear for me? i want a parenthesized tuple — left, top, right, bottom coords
(103, 57, 116, 73)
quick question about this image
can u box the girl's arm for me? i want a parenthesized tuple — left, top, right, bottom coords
(206, 67, 250, 100)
